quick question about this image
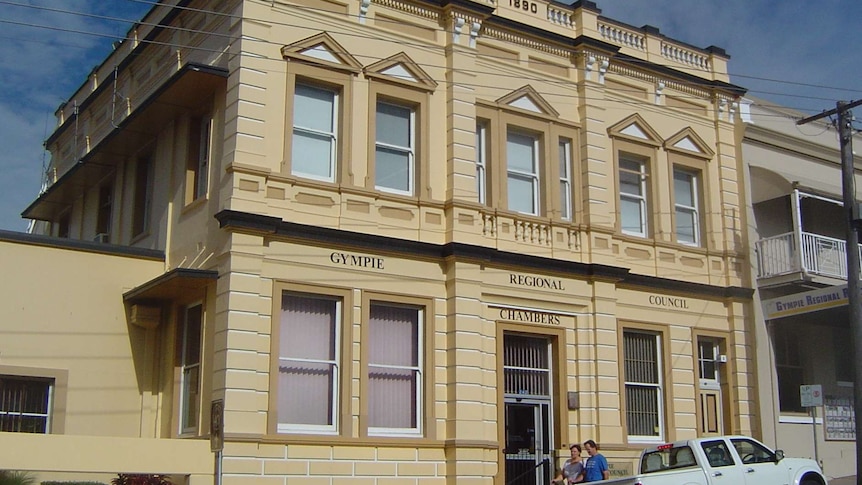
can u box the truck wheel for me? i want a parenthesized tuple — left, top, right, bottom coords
(800, 478, 820, 485)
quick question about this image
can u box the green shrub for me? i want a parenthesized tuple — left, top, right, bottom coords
(110, 475, 171, 485)
(0, 471, 37, 485)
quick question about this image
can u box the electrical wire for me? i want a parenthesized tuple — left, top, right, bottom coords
(1, 0, 859, 116)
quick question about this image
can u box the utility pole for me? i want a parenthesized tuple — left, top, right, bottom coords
(798, 99, 862, 484)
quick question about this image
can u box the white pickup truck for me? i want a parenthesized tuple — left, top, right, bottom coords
(602, 435, 826, 485)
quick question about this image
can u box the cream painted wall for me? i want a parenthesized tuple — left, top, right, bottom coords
(0, 238, 164, 437)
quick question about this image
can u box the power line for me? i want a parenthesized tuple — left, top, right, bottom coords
(2, 0, 860, 111)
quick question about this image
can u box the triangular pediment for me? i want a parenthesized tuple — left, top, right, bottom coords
(281, 32, 363, 73)
(496, 85, 559, 118)
(365, 52, 437, 91)
(607, 114, 661, 147)
(665, 127, 715, 159)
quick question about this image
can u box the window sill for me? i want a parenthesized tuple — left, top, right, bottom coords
(778, 414, 822, 424)
(181, 196, 208, 215)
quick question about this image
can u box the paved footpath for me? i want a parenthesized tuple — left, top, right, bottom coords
(830, 476, 855, 485)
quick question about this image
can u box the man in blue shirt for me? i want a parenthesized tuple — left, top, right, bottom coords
(582, 440, 609, 481)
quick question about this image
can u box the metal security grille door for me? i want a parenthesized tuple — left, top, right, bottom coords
(697, 338, 723, 435)
(503, 334, 553, 485)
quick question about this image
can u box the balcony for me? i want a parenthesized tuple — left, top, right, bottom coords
(756, 231, 861, 282)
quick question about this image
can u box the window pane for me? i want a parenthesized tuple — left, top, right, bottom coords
(676, 209, 697, 243)
(368, 368, 417, 428)
(183, 305, 202, 366)
(507, 132, 536, 173)
(674, 170, 694, 206)
(626, 385, 659, 436)
(292, 131, 333, 178)
(375, 146, 411, 192)
(294, 84, 335, 132)
(377, 102, 411, 147)
(181, 365, 200, 430)
(620, 169, 642, 196)
(369, 305, 418, 366)
(278, 361, 336, 425)
(621, 199, 644, 233)
(561, 180, 570, 219)
(281, 295, 336, 360)
(508, 175, 535, 214)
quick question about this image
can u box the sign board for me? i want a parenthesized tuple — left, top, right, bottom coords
(211, 399, 224, 452)
(762, 285, 849, 320)
(800, 385, 823, 408)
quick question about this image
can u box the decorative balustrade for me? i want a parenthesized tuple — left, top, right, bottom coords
(547, 5, 574, 28)
(660, 41, 711, 71)
(598, 22, 645, 51)
(755, 231, 860, 280)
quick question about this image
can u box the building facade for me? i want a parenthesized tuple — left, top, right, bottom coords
(741, 97, 862, 481)
(2, 1, 753, 484)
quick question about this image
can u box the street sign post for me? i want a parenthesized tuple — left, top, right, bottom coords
(800, 385, 822, 466)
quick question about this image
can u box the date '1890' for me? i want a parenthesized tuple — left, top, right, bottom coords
(510, 0, 539, 14)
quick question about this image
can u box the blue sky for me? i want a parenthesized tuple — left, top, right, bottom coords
(0, 0, 860, 232)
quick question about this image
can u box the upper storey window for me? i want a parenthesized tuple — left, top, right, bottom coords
(477, 85, 579, 219)
(292, 84, 338, 182)
(375, 101, 415, 195)
(282, 33, 362, 184)
(666, 128, 714, 248)
(365, 53, 436, 198)
(608, 115, 661, 239)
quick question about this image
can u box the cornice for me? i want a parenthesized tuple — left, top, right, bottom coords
(743, 123, 842, 165)
(215, 209, 753, 301)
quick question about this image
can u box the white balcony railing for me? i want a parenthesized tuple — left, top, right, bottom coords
(755, 231, 862, 280)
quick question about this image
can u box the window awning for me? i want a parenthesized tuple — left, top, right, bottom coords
(123, 267, 218, 304)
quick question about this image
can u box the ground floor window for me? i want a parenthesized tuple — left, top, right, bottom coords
(277, 291, 342, 433)
(0, 376, 52, 433)
(367, 302, 423, 436)
(623, 330, 664, 441)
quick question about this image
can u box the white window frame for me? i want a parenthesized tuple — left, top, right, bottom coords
(292, 83, 339, 183)
(619, 156, 648, 237)
(559, 138, 573, 220)
(367, 303, 423, 437)
(623, 330, 664, 443)
(476, 121, 488, 205)
(673, 167, 700, 246)
(374, 101, 415, 196)
(277, 292, 341, 434)
(506, 129, 540, 216)
(179, 302, 203, 435)
(0, 376, 53, 433)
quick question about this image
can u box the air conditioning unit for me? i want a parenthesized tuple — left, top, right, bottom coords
(93, 233, 109, 243)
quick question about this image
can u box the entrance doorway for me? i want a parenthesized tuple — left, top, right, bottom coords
(697, 337, 725, 436)
(503, 334, 554, 485)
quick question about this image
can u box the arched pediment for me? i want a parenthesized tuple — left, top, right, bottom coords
(495, 85, 559, 117)
(364, 52, 437, 91)
(607, 114, 662, 147)
(281, 32, 363, 73)
(665, 127, 715, 159)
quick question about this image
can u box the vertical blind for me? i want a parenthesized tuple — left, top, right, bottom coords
(368, 303, 420, 431)
(278, 293, 339, 428)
